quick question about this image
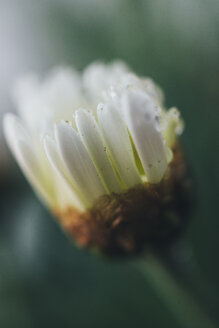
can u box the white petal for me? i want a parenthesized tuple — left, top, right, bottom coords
(122, 90, 168, 183)
(3, 113, 29, 143)
(43, 135, 86, 211)
(97, 102, 142, 188)
(13, 68, 85, 131)
(3, 114, 54, 206)
(55, 122, 106, 206)
(163, 107, 184, 148)
(75, 108, 122, 193)
(83, 61, 129, 104)
(13, 74, 41, 129)
(41, 67, 86, 121)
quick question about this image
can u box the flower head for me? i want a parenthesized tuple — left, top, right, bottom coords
(4, 61, 189, 256)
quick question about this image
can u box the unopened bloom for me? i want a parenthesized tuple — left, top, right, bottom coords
(4, 61, 190, 256)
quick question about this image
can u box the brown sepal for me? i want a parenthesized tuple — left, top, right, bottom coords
(54, 146, 192, 257)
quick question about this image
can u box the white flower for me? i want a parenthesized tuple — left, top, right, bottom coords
(3, 61, 183, 215)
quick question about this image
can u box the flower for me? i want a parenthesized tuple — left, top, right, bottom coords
(4, 61, 189, 256)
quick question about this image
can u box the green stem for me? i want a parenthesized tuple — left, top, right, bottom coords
(136, 254, 218, 328)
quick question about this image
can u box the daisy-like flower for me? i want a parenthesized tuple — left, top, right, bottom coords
(4, 61, 189, 256)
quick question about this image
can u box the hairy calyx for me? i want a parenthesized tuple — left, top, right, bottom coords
(54, 147, 191, 257)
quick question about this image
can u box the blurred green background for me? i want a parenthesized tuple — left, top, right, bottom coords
(0, 0, 219, 327)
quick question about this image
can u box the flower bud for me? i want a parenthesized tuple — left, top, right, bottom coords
(4, 61, 191, 256)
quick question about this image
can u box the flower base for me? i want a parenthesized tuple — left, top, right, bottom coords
(54, 147, 192, 256)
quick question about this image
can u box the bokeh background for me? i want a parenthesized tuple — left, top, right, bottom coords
(0, 0, 219, 327)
